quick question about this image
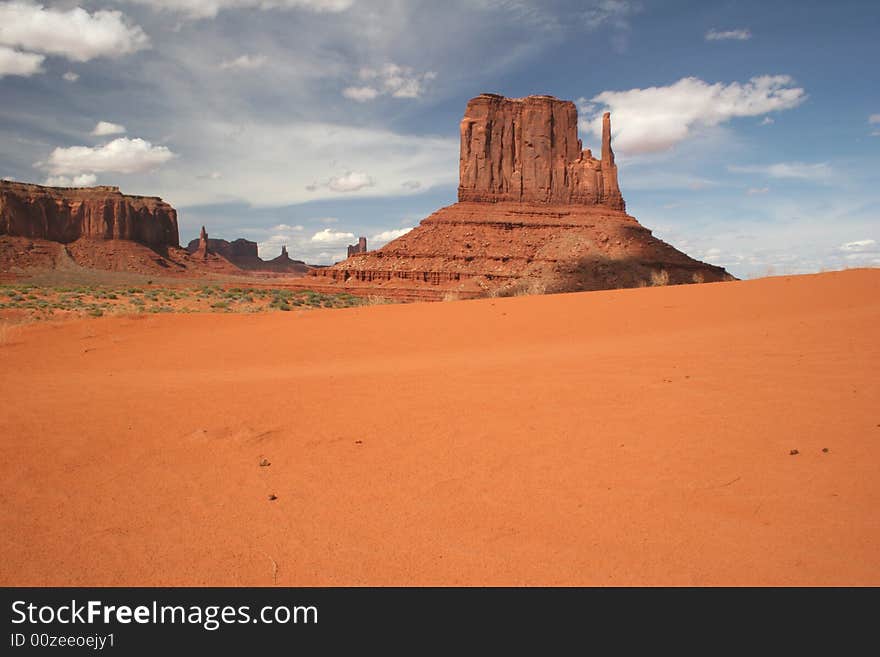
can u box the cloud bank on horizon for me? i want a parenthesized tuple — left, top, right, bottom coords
(0, 0, 877, 271)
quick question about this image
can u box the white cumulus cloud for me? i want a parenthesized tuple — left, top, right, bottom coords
(44, 173, 98, 187)
(39, 137, 175, 176)
(344, 63, 436, 101)
(0, 3, 150, 62)
(122, 0, 354, 20)
(0, 44, 43, 77)
(705, 28, 752, 41)
(92, 121, 126, 136)
(581, 75, 806, 154)
(371, 227, 413, 245)
(311, 228, 355, 243)
(326, 171, 374, 192)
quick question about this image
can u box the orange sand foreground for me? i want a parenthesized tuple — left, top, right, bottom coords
(1, 269, 878, 586)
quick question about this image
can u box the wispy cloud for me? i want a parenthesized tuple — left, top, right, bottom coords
(581, 0, 641, 51)
(839, 239, 877, 253)
(729, 162, 832, 181)
(122, 0, 354, 20)
(219, 54, 267, 71)
(705, 28, 752, 41)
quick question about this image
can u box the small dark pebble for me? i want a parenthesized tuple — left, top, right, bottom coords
(268, 494, 278, 501)
(822, 448, 829, 453)
(789, 449, 799, 456)
(259, 458, 271, 467)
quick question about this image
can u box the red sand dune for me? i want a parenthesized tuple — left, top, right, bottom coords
(1, 269, 878, 586)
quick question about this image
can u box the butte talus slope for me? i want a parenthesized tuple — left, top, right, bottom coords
(311, 94, 733, 300)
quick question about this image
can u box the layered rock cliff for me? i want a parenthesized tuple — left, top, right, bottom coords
(0, 181, 179, 248)
(307, 93, 733, 300)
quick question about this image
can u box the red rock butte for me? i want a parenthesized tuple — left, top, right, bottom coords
(0, 181, 178, 248)
(309, 93, 733, 300)
(459, 93, 624, 208)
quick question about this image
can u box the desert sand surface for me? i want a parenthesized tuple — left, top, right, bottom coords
(1, 269, 878, 586)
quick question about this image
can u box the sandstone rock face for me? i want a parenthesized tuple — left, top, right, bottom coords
(458, 94, 624, 209)
(0, 181, 179, 248)
(307, 93, 733, 301)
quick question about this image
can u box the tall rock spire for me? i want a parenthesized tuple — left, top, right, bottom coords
(599, 111, 623, 209)
(196, 225, 209, 260)
(601, 112, 614, 165)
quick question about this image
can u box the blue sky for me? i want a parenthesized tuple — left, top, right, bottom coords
(1, 0, 878, 275)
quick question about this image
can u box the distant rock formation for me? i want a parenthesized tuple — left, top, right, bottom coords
(347, 237, 367, 258)
(186, 235, 258, 264)
(309, 93, 733, 300)
(266, 244, 310, 274)
(0, 182, 314, 278)
(0, 181, 178, 248)
(185, 235, 310, 274)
